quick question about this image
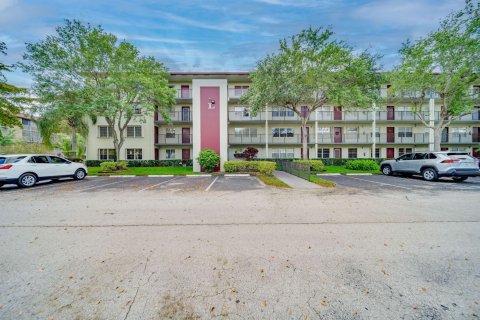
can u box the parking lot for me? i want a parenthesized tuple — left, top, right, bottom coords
(319, 174, 480, 192)
(0, 174, 264, 194)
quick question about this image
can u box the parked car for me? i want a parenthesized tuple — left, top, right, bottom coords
(0, 154, 88, 188)
(380, 152, 480, 181)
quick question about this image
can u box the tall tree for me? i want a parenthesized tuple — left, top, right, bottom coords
(21, 21, 93, 152)
(80, 27, 176, 159)
(0, 42, 27, 133)
(242, 27, 382, 159)
(388, 0, 480, 151)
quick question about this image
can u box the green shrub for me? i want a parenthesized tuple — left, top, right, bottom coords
(197, 149, 220, 173)
(293, 160, 325, 172)
(224, 160, 276, 175)
(99, 161, 128, 172)
(345, 159, 380, 171)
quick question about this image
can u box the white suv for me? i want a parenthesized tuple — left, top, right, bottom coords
(0, 154, 88, 188)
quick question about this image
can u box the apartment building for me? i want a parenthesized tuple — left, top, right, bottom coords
(86, 72, 480, 171)
(0, 114, 42, 143)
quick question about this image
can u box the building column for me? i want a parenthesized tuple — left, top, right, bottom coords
(314, 109, 318, 158)
(372, 103, 376, 158)
(428, 98, 435, 152)
(265, 103, 269, 158)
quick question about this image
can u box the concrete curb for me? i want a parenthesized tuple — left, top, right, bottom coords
(109, 175, 136, 178)
(224, 174, 251, 177)
(147, 175, 174, 177)
(317, 173, 341, 176)
(345, 173, 373, 176)
(186, 174, 211, 177)
(88, 175, 98, 178)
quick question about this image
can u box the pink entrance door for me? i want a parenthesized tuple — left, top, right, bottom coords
(181, 85, 190, 98)
(387, 127, 395, 143)
(182, 128, 190, 144)
(334, 127, 342, 143)
(386, 148, 394, 158)
(387, 106, 395, 120)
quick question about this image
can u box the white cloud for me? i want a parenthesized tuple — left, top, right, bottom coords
(115, 34, 196, 44)
(155, 11, 253, 33)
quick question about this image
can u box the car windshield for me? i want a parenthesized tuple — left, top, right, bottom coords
(3, 156, 27, 164)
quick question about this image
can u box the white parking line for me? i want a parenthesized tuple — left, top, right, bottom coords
(76, 178, 134, 192)
(187, 174, 211, 177)
(205, 176, 219, 192)
(138, 177, 178, 192)
(344, 176, 412, 190)
(147, 175, 174, 177)
(224, 174, 250, 177)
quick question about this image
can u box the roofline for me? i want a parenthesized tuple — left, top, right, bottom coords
(169, 72, 250, 76)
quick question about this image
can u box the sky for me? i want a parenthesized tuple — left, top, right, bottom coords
(0, 0, 465, 87)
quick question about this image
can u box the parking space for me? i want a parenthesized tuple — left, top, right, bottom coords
(0, 175, 265, 194)
(319, 174, 480, 192)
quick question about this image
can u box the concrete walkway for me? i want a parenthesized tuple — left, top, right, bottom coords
(273, 170, 319, 189)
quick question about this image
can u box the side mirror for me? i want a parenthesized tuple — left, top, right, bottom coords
(395, 158, 399, 162)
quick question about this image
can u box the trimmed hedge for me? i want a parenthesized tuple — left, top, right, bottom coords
(293, 160, 324, 171)
(86, 159, 193, 167)
(345, 159, 380, 171)
(224, 160, 276, 175)
(100, 161, 128, 172)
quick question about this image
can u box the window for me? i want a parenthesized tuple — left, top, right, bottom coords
(398, 127, 413, 138)
(271, 149, 294, 159)
(49, 156, 68, 164)
(375, 148, 380, 158)
(99, 126, 112, 138)
(374, 128, 380, 138)
(134, 106, 142, 114)
(127, 126, 142, 137)
(412, 153, 427, 160)
(398, 148, 413, 156)
(98, 149, 115, 160)
(166, 149, 175, 159)
(272, 128, 294, 137)
(346, 127, 358, 134)
(234, 128, 257, 137)
(126, 148, 142, 160)
(4, 156, 26, 164)
(272, 107, 294, 117)
(234, 86, 249, 96)
(317, 148, 330, 158)
(21, 118, 30, 125)
(398, 153, 412, 160)
(31, 155, 49, 163)
(317, 127, 330, 136)
(166, 128, 176, 138)
(348, 148, 357, 159)
(428, 153, 437, 159)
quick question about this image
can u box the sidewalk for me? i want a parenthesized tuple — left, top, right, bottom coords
(273, 170, 319, 189)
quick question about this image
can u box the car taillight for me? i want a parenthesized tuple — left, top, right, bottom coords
(0, 164, 12, 169)
(441, 159, 460, 163)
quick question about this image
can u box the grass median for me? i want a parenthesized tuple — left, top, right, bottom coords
(310, 175, 336, 187)
(256, 174, 291, 188)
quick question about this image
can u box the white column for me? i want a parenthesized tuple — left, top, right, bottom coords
(265, 103, 269, 158)
(428, 98, 435, 152)
(372, 103, 376, 158)
(314, 109, 318, 158)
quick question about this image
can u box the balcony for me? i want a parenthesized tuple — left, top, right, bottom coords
(228, 111, 302, 122)
(157, 134, 192, 145)
(376, 111, 428, 122)
(175, 88, 192, 100)
(156, 111, 192, 123)
(228, 134, 315, 145)
(316, 111, 373, 121)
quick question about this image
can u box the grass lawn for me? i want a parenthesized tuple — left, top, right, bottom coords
(87, 166, 193, 176)
(310, 175, 336, 187)
(316, 165, 381, 175)
(256, 174, 291, 188)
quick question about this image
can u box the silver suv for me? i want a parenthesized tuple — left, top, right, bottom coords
(380, 152, 480, 181)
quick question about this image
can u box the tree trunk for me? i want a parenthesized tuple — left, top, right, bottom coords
(71, 126, 77, 155)
(301, 117, 309, 160)
(433, 126, 443, 152)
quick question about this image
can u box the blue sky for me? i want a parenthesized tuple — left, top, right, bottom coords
(0, 0, 464, 87)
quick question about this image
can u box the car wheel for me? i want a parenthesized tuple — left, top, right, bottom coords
(452, 176, 468, 182)
(0, 183, 4, 188)
(17, 173, 37, 188)
(381, 165, 392, 176)
(73, 169, 86, 180)
(422, 168, 438, 181)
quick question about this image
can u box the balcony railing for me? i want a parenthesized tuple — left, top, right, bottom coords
(156, 111, 192, 123)
(228, 134, 315, 145)
(375, 133, 430, 144)
(175, 88, 192, 99)
(157, 134, 192, 145)
(442, 135, 473, 144)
